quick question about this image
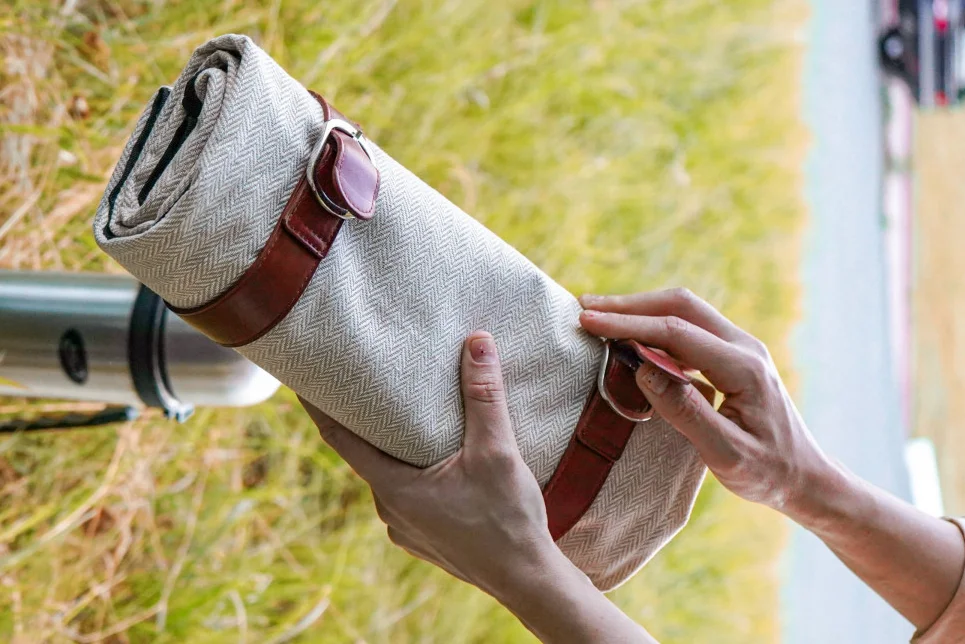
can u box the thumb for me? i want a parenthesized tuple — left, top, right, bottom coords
(460, 331, 516, 453)
(635, 360, 745, 470)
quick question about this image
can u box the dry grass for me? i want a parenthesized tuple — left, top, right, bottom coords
(0, 0, 806, 641)
(913, 109, 965, 515)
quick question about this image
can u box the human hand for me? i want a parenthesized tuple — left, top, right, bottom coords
(579, 289, 839, 521)
(300, 331, 563, 598)
(301, 332, 658, 643)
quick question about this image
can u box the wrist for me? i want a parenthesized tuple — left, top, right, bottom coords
(490, 545, 607, 640)
(486, 538, 583, 608)
(780, 456, 869, 533)
(489, 543, 654, 643)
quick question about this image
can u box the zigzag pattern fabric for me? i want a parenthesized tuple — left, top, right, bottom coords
(93, 34, 705, 590)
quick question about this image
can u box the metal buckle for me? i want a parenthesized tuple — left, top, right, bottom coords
(305, 118, 375, 220)
(597, 340, 654, 423)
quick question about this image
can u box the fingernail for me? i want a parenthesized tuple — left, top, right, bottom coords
(638, 361, 670, 395)
(582, 310, 601, 318)
(580, 294, 602, 307)
(470, 336, 497, 364)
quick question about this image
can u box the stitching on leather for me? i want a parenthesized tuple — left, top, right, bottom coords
(544, 401, 622, 496)
(288, 206, 340, 256)
(283, 183, 326, 256)
(176, 179, 330, 347)
(575, 395, 627, 461)
(174, 89, 351, 345)
(229, 179, 340, 346)
(174, 213, 287, 318)
(308, 90, 379, 219)
(286, 199, 340, 258)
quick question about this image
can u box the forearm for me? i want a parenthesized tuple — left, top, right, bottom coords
(491, 548, 655, 644)
(785, 460, 965, 630)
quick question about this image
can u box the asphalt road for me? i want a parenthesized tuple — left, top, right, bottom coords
(781, 1, 914, 642)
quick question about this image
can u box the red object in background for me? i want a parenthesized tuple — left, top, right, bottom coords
(934, 0, 950, 31)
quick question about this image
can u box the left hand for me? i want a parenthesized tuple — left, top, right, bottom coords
(300, 331, 559, 598)
(301, 331, 657, 643)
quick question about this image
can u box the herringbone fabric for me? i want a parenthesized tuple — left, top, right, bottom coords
(93, 34, 705, 591)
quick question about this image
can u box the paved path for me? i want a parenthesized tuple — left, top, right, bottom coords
(781, 1, 913, 642)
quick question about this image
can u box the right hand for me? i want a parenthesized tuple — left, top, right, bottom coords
(579, 288, 839, 520)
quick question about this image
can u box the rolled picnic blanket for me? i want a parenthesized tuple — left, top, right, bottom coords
(93, 34, 705, 590)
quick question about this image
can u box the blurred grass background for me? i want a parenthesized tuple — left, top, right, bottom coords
(0, 0, 806, 642)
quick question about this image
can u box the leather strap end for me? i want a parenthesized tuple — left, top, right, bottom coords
(309, 91, 380, 220)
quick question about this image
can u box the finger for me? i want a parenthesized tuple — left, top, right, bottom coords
(689, 377, 717, 407)
(460, 331, 517, 454)
(580, 311, 751, 394)
(299, 396, 415, 487)
(635, 362, 747, 470)
(580, 289, 744, 342)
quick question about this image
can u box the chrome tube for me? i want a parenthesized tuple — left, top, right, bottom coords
(0, 270, 279, 411)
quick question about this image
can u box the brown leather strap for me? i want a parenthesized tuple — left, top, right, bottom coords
(169, 92, 379, 347)
(543, 340, 685, 541)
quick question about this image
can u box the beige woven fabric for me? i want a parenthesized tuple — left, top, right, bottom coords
(93, 34, 705, 590)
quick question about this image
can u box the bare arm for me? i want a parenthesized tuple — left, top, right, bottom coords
(302, 287, 964, 640)
(786, 460, 963, 630)
(302, 332, 655, 643)
(494, 548, 655, 644)
(580, 289, 965, 632)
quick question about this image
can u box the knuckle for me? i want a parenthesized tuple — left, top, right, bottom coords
(668, 286, 696, 305)
(743, 335, 772, 360)
(669, 386, 704, 425)
(662, 314, 690, 340)
(743, 352, 772, 381)
(488, 446, 522, 472)
(466, 441, 518, 472)
(741, 352, 782, 395)
(464, 374, 506, 404)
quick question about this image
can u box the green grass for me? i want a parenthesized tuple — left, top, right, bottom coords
(0, 0, 805, 641)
